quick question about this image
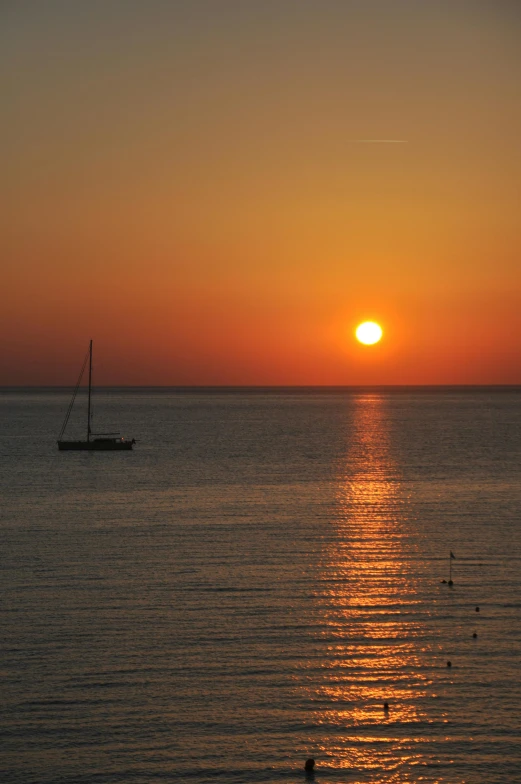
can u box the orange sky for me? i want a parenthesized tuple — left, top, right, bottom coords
(2, 1, 521, 385)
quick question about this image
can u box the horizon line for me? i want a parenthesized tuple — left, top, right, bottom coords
(2, 384, 521, 393)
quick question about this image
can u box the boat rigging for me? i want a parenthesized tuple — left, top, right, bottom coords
(57, 340, 136, 451)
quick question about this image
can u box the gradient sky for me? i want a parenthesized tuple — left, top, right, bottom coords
(2, 0, 521, 384)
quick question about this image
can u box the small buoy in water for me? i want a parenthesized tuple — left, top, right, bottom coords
(447, 661, 452, 667)
(384, 702, 389, 711)
(304, 759, 315, 772)
(473, 632, 477, 638)
(448, 579, 453, 586)
(476, 606, 480, 612)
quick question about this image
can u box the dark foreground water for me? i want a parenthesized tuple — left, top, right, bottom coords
(1, 388, 521, 783)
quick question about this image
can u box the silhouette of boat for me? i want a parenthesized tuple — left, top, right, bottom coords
(57, 340, 135, 451)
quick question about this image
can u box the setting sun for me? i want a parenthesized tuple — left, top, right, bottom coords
(356, 321, 383, 345)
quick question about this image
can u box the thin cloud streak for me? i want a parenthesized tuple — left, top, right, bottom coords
(352, 139, 409, 143)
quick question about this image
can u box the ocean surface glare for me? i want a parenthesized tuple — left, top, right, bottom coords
(1, 389, 520, 783)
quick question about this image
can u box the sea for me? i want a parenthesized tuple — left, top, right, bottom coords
(1, 387, 521, 784)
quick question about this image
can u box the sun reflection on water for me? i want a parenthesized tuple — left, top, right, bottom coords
(307, 395, 438, 780)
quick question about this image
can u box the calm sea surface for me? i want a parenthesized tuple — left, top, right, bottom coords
(1, 389, 521, 784)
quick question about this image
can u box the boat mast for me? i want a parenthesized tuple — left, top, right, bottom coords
(87, 339, 93, 442)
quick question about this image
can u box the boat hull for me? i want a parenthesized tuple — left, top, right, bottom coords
(57, 439, 134, 451)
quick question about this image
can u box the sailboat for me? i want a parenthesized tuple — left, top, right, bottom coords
(57, 340, 136, 451)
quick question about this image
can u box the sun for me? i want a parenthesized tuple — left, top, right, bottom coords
(355, 321, 383, 345)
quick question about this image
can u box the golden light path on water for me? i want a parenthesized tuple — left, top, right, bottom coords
(305, 395, 445, 781)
